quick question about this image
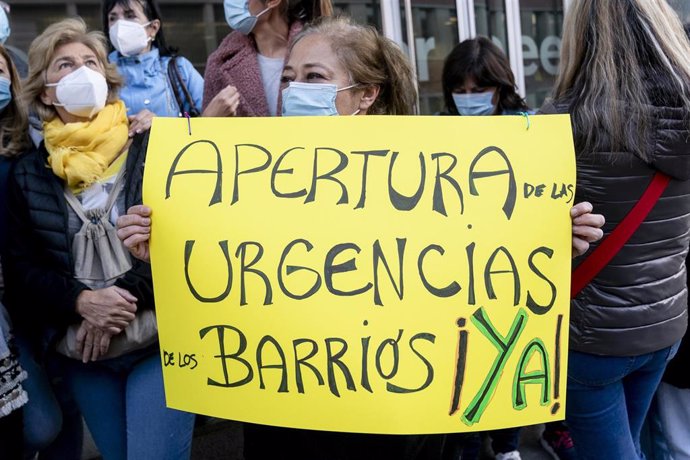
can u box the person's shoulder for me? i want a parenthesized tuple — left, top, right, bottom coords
(172, 55, 199, 74)
(537, 98, 568, 115)
(8, 144, 45, 181)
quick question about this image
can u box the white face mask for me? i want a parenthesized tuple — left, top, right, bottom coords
(46, 66, 109, 119)
(109, 19, 152, 57)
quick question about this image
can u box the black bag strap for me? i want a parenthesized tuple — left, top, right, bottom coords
(167, 55, 200, 117)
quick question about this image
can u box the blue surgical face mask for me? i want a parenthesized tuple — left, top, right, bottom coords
(0, 77, 11, 112)
(282, 82, 359, 117)
(224, 0, 269, 35)
(0, 8, 9, 45)
(453, 91, 496, 116)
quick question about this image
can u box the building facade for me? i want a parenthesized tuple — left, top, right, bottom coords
(5, 0, 690, 114)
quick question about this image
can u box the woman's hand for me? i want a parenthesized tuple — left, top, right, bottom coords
(117, 205, 152, 262)
(202, 85, 241, 117)
(76, 286, 137, 334)
(571, 201, 605, 257)
(128, 109, 155, 137)
(75, 320, 113, 363)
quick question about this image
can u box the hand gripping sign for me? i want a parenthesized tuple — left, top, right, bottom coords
(144, 114, 575, 434)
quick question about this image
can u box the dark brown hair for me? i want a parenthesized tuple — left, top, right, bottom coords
(102, 0, 173, 55)
(442, 36, 527, 115)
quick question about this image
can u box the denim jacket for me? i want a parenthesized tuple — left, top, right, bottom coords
(110, 47, 204, 117)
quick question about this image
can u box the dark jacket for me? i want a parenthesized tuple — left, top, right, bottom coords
(542, 101, 690, 357)
(2, 133, 153, 347)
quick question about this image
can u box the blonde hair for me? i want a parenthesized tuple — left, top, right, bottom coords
(23, 17, 123, 122)
(292, 16, 418, 115)
(554, 0, 690, 160)
(0, 46, 29, 157)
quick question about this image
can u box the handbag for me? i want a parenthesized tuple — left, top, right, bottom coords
(571, 171, 671, 298)
(168, 55, 200, 117)
(55, 166, 158, 360)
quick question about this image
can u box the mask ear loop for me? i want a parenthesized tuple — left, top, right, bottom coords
(519, 111, 531, 130)
(255, 7, 271, 19)
(338, 83, 361, 116)
(142, 21, 157, 43)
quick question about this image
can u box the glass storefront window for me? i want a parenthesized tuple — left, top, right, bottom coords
(4, 5, 66, 52)
(159, 5, 207, 70)
(402, 0, 459, 115)
(334, 0, 382, 29)
(76, 5, 101, 33)
(520, 0, 563, 109)
(474, 0, 509, 53)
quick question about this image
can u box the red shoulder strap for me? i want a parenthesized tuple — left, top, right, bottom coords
(571, 172, 671, 299)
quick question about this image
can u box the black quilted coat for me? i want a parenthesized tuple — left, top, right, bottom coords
(2, 133, 153, 347)
(542, 101, 690, 357)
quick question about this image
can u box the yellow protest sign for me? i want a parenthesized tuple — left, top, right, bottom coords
(143, 115, 575, 434)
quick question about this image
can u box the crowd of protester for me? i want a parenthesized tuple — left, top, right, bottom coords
(0, 0, 688, 459)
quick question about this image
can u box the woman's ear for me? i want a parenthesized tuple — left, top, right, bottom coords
(148, 19, 161, 39)
(358, 85, 380, 114)
(266, 0, 282, 10)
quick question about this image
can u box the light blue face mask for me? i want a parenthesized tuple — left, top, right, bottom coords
(0, 77, 11, 112)
(281, 82, 359, 117)
(224, 0, 269, 35)
(452, 91, 496, 116)
(0, 7, 10, 45)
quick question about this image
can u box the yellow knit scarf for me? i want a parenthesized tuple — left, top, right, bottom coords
(44, 100, 129, 193)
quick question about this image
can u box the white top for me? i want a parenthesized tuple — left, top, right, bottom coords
(257, 54, 285, 116)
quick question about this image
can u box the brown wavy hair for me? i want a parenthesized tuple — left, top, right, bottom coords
(442, 36, 527, 115)
(0, 45, 29, 157)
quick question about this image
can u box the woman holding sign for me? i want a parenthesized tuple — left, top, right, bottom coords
(543, 0, 690, 459)
(3, 18, 194, 460)
(118, 16, 604, 459)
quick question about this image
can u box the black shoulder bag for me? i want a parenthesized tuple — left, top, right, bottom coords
(167, 55, 200, 117)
